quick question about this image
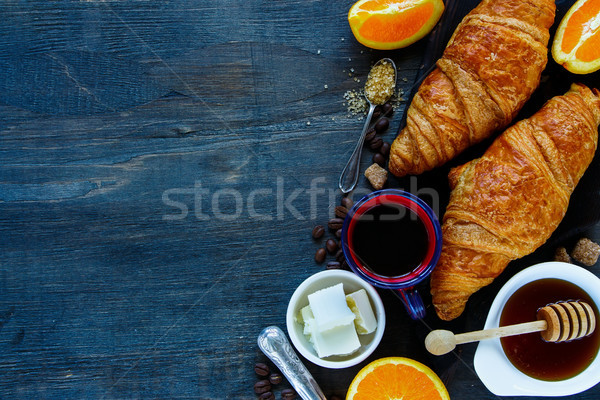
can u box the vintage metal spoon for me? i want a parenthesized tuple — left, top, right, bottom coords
(257, 326, 327, 400)
(339, 58, 397, 194)
(425, 300, 597, 356)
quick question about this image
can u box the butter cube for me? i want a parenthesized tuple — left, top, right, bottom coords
(310, 322, 361, 358)
(296, 305, 314, 325)
(308, 283, 355, 332)
(296, 305, 315, 338)
(346, 289, 377, 335)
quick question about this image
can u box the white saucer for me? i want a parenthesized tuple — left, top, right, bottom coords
(474, 262, 600, 397)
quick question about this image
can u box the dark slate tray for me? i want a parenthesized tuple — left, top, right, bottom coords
(392, 0, 600, 245)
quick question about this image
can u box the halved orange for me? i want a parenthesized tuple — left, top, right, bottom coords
(552, 0, 600, 74)
(348, 0, 445, 50)
(346, 357, 450, 400)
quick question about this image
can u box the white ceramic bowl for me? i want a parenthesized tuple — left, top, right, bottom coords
(474, 261, 600, 397)
(286, 269, 386, 369)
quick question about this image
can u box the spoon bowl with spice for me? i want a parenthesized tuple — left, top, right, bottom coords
(339, 58, 396, 194)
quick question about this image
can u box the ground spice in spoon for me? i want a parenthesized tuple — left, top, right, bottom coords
(364, 61, 395, 105)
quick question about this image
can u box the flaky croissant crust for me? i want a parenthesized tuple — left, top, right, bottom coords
(430, 84, 600, 321)
(389, 0, 555, 177)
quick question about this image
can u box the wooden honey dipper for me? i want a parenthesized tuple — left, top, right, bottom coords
(425, 301, 597, 356)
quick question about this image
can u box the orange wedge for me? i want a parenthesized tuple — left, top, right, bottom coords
(348, 0, 445, 50)
(346, 357, 450, 400)
(552, 0, 600, 74)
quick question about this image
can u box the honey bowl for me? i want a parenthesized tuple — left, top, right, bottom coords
(474, 261, 600, 397)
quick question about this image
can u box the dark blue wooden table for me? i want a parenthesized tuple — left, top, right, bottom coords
(2, 1, 600, 399)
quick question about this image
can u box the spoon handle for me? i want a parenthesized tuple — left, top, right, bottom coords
(339, 103, 377, 194)
(257, 326, 327, 400)
(454, 320, 547, 345)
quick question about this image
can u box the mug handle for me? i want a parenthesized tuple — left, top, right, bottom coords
(393, 288, 426, 320)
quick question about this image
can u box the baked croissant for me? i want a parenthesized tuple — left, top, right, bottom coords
(389, 0, 555, 177)
(430, 83, 600, 321)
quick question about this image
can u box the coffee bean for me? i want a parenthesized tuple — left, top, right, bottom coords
(328, 218, 344, 230)
(281, 388, 297, 399)
(254, 362, 270, 377)
(382, 102, 394, 116)
(380, 141, 391, 156)
(326, 239, 338, 254)
(364, 128, 377, 143)
(341, 197, 353, 210)
(259, 392, 275, 400)
(327, 261, 341, 270)
(335, 249, 345, 262)
(372, 109, 382, 120)
(329, 396, 343, 400)
(341, 260, 350, 270)
(269, 373, 282, 385)
(368, 137, 383, 150)
(254, 380, 271, 394)
(314, 248, 326, 263)
(335, 229, 342, 239)
(311, 225, 325, 240)
(374, 118, 389, 133)
(334, 205, 348, 218)
(373, 152, 385, 167)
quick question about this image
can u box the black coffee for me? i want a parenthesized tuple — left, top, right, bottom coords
(351, 203, 429, 277)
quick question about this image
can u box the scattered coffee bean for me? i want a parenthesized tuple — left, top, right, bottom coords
(372, 107, 382, 120)
(327, 261, 341, 270)
(368, 136, 383, 150)
(373, 152, 385, 167)
(311, 225, 325, 240)
(259, 392, 275, 400)
(380, 141, 391, 156)
(341, 260, 350, 270)
(364, 128, 377, 143)
(281, 388, 297, 399)
(269, 373, 283, 385)
(326, 239, 338, 254)
(374, 118, 389, 133)
(341, 197, 353, 210)
(335, 249, 345, 262)
(254, 362, 270, 377)
(382, 102, 394, 116)
(328, 218, 344, 230)
(334, 205, 348, 218)
(314, 248, 327, 263)
(254, 380, 271, 394)
(335, 228, 342, 239)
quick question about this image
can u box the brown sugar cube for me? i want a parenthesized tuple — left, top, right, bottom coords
(571, 238, 600, 266)
(554, 247, 571, 264)
(365, 163, 387, 190)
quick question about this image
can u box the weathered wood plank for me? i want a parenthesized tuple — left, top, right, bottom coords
(1, 0, 600, 399)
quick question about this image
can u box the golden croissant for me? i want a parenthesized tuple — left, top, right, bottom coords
(389, 0, 555, 177)
(430, 83, 600, 321)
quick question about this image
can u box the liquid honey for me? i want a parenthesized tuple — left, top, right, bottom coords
(499, 278, 600, 381)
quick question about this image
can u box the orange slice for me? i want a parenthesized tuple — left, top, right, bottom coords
(346, 357, 450, 400)
(552, 0, 600, 74)
(348, 0, 445, 50)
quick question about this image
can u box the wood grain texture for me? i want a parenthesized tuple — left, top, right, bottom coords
(1, 0, 599, 399)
